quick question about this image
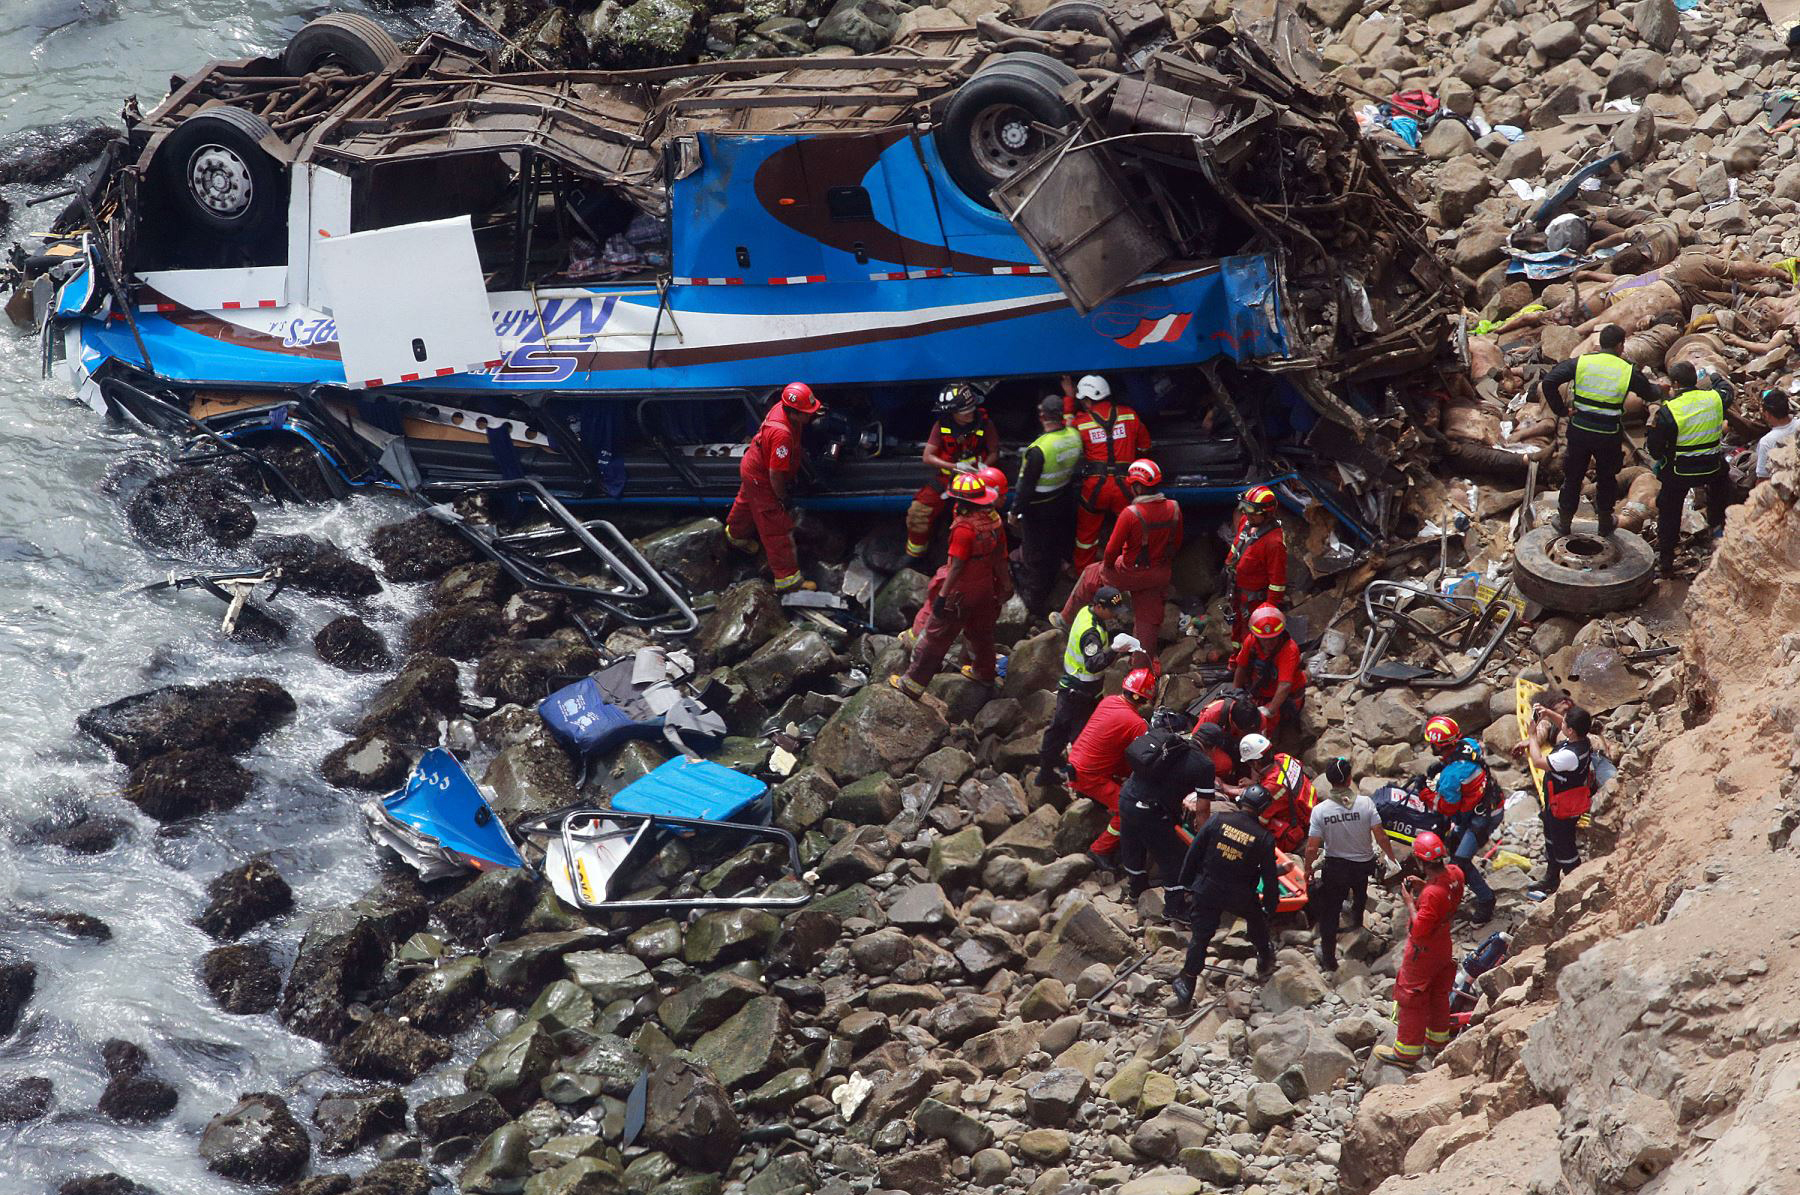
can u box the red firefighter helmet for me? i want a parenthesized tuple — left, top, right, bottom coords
(1241, 484, 1277, 511)
(1411, 830, 1448, 862)
(780, 382, 822, 414)
(1126, 458, 1162, 488)
(1121, 667, 1157, 699)
(975, 464, 1009, 500)
(1423, 715, 1461, 750)
(948, 472, 997, 506)
(1248, 604, 1286, 639)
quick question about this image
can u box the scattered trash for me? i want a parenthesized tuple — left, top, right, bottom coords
(362, 748, 525, 881)
(142, 566, 286, 637)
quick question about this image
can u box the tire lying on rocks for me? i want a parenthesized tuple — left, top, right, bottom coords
(939, 53, 1079, 208)
(1512, 524, 1657, 614)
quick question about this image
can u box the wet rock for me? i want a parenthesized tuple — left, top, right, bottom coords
(0, 1074, 52, 1124)
(694, 580, 786, 665)
(466, 1021, 557, 1111)
(482, 741, 577, 821)
(564, 951, 653, 1006)
(657, 971, 764, 1042)
(202, 943, 283, 1015)
(39, 814, 129, 854)
(416, 1091, 508, 1143)
(683, 908, 780, 966)
(435, 561, 511, 607)
(0, 961, 35, 1038)
(483, 929, 605, 1003)
(693, 995, 788, 1086)
(641, 1055, 741, 1172)
(98, 1060, 178, 1124)
(82, 678, 296, 766)
(342, 1160, 433, 1195)
(408, 601, 506, 661)
(315, 616, 393, 674)
(315, 1088, 407, 1156)
(38, 910, 111, 940)
(280, 917, 390, 1043)
(811, 682, 946, 782)
(254, 535, 382, 600)
(737, 625, 840, 705)
(439, 869, 538, 946)
(369, 514, 479, 583)
(126, 467, 256, 552)
(833, 773, 901, 824)
(124, 748, 254, 821)
(321, 734, 411, 792)
(523, 980, 594, 1035)
(634, 517, 735, 595)
(475, 638, 600, 708)
(201, 1092, 311, 1184)
(197, 859, 294, 941)
(331, 1012, 454, 1084)
(583, 0, 705, 66)
(459, 1121, 532, 1194)
(772, 766, 837, 833)
(354, 656, 462, 743)
(562, 1031, 645, 1096)
(0, 119, 117, 187)
(389, 956, 486, 1035)
(56, 1177, 157, 1195)
(888, 882, 953, 929)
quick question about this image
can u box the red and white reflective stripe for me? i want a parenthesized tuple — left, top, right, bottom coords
(137, 298, 282, 313)
(991, 265, 1047, 275)
(355, 358, 505, 390)
(868, 268, 951, 280)
(671, 276, 743, 286)
(768, 274, 825, 285)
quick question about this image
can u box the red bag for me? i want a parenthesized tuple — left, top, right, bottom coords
(1547, 783, 1592, 820)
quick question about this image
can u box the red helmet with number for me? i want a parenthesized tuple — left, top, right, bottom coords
(1121, 667, 1157, 700)
(1248, 604, 1286, 639)
(780, 382, 822, 414)
(1423, 715, 1460, 750)
(949, 472, 996, 506)
(975, 464, 1009, 500)
(1241, 484, 1277, 511)
(1126, 458, 1162, 488)
(1411, 830, 1448, 862)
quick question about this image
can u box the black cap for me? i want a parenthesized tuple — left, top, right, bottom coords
(1764, 391, 1792, 418)
(1093, 586, 1124, 608)
(1193, 722, 1227, 750)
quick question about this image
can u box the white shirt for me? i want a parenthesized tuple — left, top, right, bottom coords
(1308, 793, 1383, 862)
(1756, 420, 1796, 479)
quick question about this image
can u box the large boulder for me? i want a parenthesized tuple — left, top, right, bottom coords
(736, 625, 840, 705)
(126, 466, 256, 552)
(634, 517, 735, 595)
(1027, 895, 1133, 983)
(96, 1041, 177, 1124)
(353, 655, 462, 743)
(407, 601, 506, 661)
(872, 569, 930, 633)
(368, 514, 479, 582)
(816, 0, 906, 51)
(465, 1021, 558, 1111)
(201, 944, 282, 1015)
(473, 638, 600, 707)
(415, 1091, 507, 1143)
(482, 741, 577, 821)
(124, 749, 255, 821)
(330, 1013, 453, 1084)
(694, 580, 787, 665)
(280, 881, 427, 1043)
(313, 1087, 407, 1157)
(313, 615, 392, 673)
(79, 678, 295, 765)
(1001, 630, 1062, 700)
(253, 534, 381, 600)
(388, 956, 487, 1035)
(693, 996, 789, 1087)
(200, 1093, 311, 1184)
(583, 0, 705, 66)
(0, 119, 118, 188)
(0, 1075, 52, 1125)
(811, 682, 947, 782)
(641, 1056, 742, 1172)
(196, 859, 293, 941)
(320, 734, 410, 792)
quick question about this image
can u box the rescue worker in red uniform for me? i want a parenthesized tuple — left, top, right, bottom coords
(1254, 752, 1317, 854)
(1060, 458, 1182, 668)
(903, 463, 1012, 648)
(905, 383, 1000, 565)
(1223, 485, 1286, 649)
(1230, 605, 1306, 738)
(726, 382, 822, 592)
(1373, 830, 1465, 1069)
(1193, 693, 1264, 743)
(891, 472, 1013, 698)
(1068, 667, 1156, 860)
(1066, 374, 1153, 569)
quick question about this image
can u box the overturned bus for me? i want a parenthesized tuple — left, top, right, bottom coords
(7, 5, 1457, 514)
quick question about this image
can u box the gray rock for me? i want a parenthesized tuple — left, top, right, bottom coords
(1529, 19, 1581, 59)
(313, 1087, 406, 1157)
(483, 930, 605, 1003)
(416, 1091, 508, 1143)
(872, 568, 930, 633)
(583, 0, 705, 67)
(563, 951, 654, 1005)
(887, 882, 954, 929)
(773, 766, 838, 833)
(390, 957, 487, 1035)
(658, 972, 766, 1042)
(80, 678, 295, 767)
(482, 742, 577, 822)
(921, 993, 1002, 1044)
(811, 683, 946, 783)
(458, 1122, 532, 1194)
(1183, 1147, 1244, 1184)
(1633, 0, 1679, 52)
(1422, 119, 1476, 161)
(1244, 1082, 1295, 1131)
(634, 517, 735, 595)
(331, 1013, 453, 1084)
(833, 774, 902, 824)
(1027, 894, 1132, 983)
(438, 869, 538, 947)
(200, 1092, 310, 1184)
(1024, 1068, 1090, 1127)
(683, 909, 779, 966)
(1352, 689, 1422, 748)
(562, 1032, 646, 1096)
(914, 1095, 995, 1152)
(322, 733, 410, 792)
(522, 981, 595, 1036)
(466, 1022, 557, 1112)
(815, 0, 906, 52)
(1130, 1103, 1212, 1161)
(473, 638, 598, 708)
(694, 580, 787, 665)
(314, 615, 392, 673)
(693, 996, 788, 1087)
(737, 625, 840, 705)
(354, 655, 460, 743)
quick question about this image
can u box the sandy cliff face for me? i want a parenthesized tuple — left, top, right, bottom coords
(1346, 441, 1800, 1195)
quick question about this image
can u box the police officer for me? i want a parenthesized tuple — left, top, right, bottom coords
(905, 382, 1000, 565)
(1647, 360, 1732, 578)
(1011, 395, 1082, 617)
(1037, 586, 1129, 783)
(725, 382, 822, 592)
(1169, 784, 1281, 1007)
(1118, 710, 1218, 910)
(1538, 324, 1664, 537)
(1303, 757, 1396, 972)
